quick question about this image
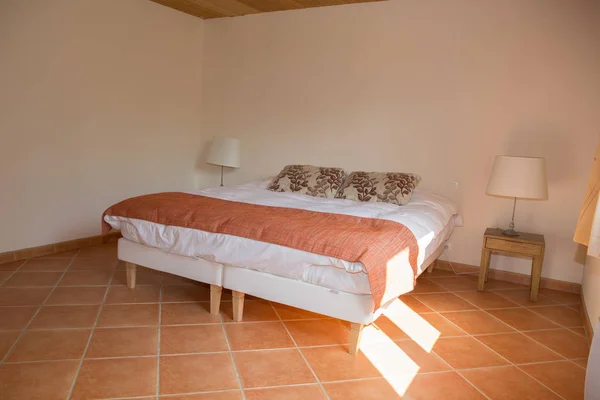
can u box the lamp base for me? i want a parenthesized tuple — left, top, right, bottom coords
(502, 228, 519, 237)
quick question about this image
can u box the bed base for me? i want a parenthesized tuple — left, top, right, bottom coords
(124, 261, 223, 315)
(118, 238, 443, 355)
(124, 260, 367, 354)
(220, 249, 443, 355)
(118, 239, 225, 315)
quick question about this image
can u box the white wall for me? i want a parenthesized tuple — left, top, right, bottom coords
(584, 255, 600, 334)
(0, 0, 205, 252)
(201, 0, 600, 283)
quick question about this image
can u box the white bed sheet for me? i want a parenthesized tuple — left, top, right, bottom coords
(104, 181, 459, 295)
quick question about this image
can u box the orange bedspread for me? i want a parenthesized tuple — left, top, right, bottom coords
(103, 193, 419, 308)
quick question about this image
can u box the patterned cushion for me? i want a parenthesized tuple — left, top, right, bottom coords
(267, 165, 347, 198)
(335, 171, 421, 205)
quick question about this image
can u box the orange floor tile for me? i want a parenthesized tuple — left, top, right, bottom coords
(0, 243, 589, 399)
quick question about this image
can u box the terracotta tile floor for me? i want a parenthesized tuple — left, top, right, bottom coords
(0, 243, 590, 399)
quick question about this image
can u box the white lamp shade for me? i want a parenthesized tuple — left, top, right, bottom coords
(486, 156, 548, 200)
(206, 137, 240, 168)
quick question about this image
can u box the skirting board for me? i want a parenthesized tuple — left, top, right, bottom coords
(582, 295, 595, 346)
(0, 231, 122, 264)
(436, 260, 582, 294)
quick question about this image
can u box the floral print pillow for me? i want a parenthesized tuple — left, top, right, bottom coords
(267, 165, 347, 198)
(335, 171, 421, 205)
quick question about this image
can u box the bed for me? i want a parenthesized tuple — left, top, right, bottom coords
(105, 180, 459, 354)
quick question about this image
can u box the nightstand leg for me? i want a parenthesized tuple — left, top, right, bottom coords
(478, 249, 491, 291)
(530, 255, 543, 302)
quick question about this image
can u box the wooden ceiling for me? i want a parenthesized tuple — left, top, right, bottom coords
(150, 0, 385, 19)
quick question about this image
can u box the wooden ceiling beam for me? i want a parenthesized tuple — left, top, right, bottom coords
(191, 0, 260, 17)
(233, 0, 305, 13)
(149, 0, 224, 19)
(149, 0, 385, 19)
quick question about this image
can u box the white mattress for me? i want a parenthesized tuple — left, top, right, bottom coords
(104, 181, 459, 296)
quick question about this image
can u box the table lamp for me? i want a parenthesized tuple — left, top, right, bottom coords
(206, 137, 240, 186)
(486, 155, 548, 236)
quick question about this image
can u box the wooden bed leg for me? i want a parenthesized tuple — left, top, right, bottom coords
(210, 285, 223, 315)
(232, 291, 245, 322)
(426, 259, 437, 274)
(349, 323, 364, 355)
(125, 262, 137, 289)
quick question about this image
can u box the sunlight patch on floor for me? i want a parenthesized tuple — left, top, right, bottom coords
(360, 325, 420, 396)
(358, 296, 443, 396)
(381, 298, 441, 352)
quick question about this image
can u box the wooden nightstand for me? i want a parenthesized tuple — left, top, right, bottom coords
(478, 227, 545, 301)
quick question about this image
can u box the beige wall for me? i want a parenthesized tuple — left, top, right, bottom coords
(584, 256, 600, 334)
(202, 0, 600, 283)
(0, 0, 205, 252)
(2, 0, 599, 286)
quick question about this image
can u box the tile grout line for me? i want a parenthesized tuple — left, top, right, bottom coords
(476, 310, 571, 361)
(452, 288, 522, 308)
(159, 389, 240, 398)
(453, 370, 500, 400)
(0, 258, 29, 286)
(0, 254, 79, 365)
(426, 275, 582, 299)
(433, 317, 565, 400)
(251, 300, 492, 400)
(1, 261, 586, 398)
(86, 395, 155, 400)
(428, 291, 570, 399)
(441, 296, 571, 399)
(220, 304, 247, 400)
(452, 371, 493, 400)
(410, 280, 572, 397)
(117, 281, 572, 393)
(0, 299, 264, 306)
(566, 327, 588, 339)
(1, 283, 585, 341)
(524, 305, 586, 327)
(269, 302, 331, 400)
(490, 287, 579, 308)
(0, 351, 584, 372)
(416, 280, 580, 306)
(412, 284, 586, 347)
(2, 346, 587, 365)
(156, 285, 163, 399)
(512, 365, 569, 399)
(65, 259, 117, 400)
(158, 381, 334, 399)
(568, 359, 588, 371)
(99, 390, 240, 399)
(406, 303, 493, 400)
(514, 358, 587, 367)
(0, 304, 47, 308)
(472, 300, 587, 358)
